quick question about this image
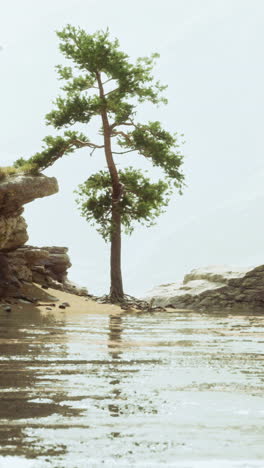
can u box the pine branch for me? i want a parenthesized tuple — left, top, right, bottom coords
(102, 77, 114, 85)
(110, 121, 136, 131)
(112, 149, 137, 155)
(111, 130, 133, 144)
(69, 139, 104, 157)
(104, 87, 120, 97)
(70, 139, 104, 149)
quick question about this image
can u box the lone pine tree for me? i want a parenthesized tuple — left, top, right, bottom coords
(15, 26, 185, 302)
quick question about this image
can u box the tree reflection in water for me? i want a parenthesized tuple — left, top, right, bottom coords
(107, 314, 124, 424)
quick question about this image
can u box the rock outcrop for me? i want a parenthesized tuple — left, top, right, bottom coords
(0, 173, 87, 297)
(1, 245, 87, 296)
(0, 174, 59, 215)
(144, 265, 264, 310)
(0, 174, 58, 252)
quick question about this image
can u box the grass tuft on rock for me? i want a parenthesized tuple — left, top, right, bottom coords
(0, 163, 40, 181)
(0, 166, 21, 180)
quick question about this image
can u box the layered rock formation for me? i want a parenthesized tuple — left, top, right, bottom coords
(0, 174, 58, 249)
(0, 173, 87, 297)
(144, 265, 264, 310)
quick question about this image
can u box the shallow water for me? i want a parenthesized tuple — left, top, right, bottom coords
(0, 306, 263, 467)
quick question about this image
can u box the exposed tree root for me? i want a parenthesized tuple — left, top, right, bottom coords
(94, 293, 166, 312)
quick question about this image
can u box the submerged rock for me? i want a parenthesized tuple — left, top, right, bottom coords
(144, 265, 264, 310)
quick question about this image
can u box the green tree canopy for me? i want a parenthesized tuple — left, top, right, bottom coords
(75, 167, 172, 240)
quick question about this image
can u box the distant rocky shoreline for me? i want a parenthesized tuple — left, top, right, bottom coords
(144, 265, 264, 310)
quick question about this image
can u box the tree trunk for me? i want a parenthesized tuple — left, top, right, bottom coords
(110, 204, 124, 302)
(96, 71, 124, 302)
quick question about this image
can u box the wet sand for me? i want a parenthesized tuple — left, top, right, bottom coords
(0, 283, 123, 316)
(0, 285, 263, 467)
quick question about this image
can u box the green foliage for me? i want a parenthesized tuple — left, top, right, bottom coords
(13, 161, 40, 174)
(46, 94, 102, 128)
(75, 168, 171, 240)
(56, 25, 165, 98)
(13, 25, 185, 245)
(115, 121, 184, 189)
(13, 158, 27, 169)
(14, 131, 90, 171)
(44, 25, 168, 131)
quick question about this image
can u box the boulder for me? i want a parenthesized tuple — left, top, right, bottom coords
(0, 174, 58, 216)
(144, 265, 264, 310)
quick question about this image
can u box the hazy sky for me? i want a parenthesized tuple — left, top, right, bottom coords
(1, 0, 264, 296)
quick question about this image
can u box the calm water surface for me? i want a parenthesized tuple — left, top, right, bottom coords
(0, 306, 263, 467)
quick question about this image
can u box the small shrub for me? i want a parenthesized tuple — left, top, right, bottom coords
(18, 162, 40, 175)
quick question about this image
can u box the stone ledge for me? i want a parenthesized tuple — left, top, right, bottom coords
(144, 265, 264, 310)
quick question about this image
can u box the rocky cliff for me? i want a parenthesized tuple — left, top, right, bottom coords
(144, 265, 264, 310)
(0, 174, 58, 250)
(0, 173, 87, 297)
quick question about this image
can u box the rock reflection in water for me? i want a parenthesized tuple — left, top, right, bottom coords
(0, 307, 264, 467)
(0, 306, 83, 460)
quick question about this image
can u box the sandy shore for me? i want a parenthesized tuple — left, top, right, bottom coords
(0, 283, 124, 317)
